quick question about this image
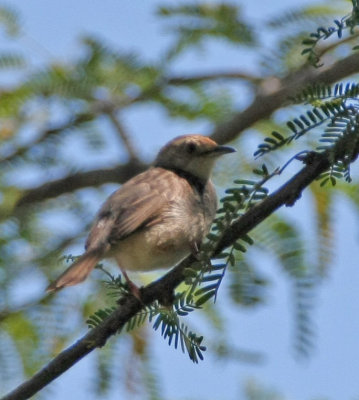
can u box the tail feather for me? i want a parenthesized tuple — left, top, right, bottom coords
(47, 251, 101, 292)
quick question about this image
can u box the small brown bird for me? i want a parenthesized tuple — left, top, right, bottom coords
(47, 134, 235, 294)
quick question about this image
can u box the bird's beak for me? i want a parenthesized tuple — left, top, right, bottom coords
(210, 145, 236, 156)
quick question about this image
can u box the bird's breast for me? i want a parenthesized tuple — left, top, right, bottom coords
(111, 188, 216, 272)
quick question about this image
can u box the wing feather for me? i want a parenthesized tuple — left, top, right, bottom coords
(85, 168, 182, 251)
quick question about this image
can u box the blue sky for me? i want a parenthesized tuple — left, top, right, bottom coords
(2, 1, 359, 399)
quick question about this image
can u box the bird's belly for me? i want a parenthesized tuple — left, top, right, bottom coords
(110, 226, 191, 272)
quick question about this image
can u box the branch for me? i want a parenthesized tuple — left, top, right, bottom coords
(210, 51, 359, 144)
(1, 150, 336, 400)
(12, 52, 359, 209)
(106, 111, 141, 162)
(15, 160, 147, 209)
(166, 71, 262, 85)
(315, 31, 359, 60)
(0, 100, 136, 166)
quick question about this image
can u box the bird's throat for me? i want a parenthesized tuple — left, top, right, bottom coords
(166, 167, 207, 195)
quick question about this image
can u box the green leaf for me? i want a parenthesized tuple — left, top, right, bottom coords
(241, 234, 254, 245)
(196, 290, 216, 306)
(233, 241, 247, 252)
(201, 274, 223, 282)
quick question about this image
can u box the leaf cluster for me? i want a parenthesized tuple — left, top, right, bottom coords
(0, 5, 20, 36)
(87, 275, 205, 363)
(183, 165, 274, 307)
(302, 0, 359, 66)
(157, 3, 255, 59)
(255, 84, 359, 186)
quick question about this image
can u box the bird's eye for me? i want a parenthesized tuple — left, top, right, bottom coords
(186, 142, 197, 154)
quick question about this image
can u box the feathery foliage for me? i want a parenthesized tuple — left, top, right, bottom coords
(0, 5, 20, 36)
(302, 0, 359, 66)
(255, 85, 359, 186)
(87, 273, 205, 363)
(157, 3, 255, 59)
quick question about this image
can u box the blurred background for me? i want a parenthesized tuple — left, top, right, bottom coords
(1, 0, 359, 399)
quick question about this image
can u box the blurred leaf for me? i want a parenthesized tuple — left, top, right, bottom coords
(3, 313, 40, 375)
(0, 5, 20, 36)
(158, 3, 255, 58)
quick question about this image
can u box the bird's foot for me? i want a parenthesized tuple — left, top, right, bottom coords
(126, 280, 143, 301)
(121, 269, 143, 302)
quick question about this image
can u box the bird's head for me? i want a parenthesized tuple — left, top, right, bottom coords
(154, 134, 235, 180)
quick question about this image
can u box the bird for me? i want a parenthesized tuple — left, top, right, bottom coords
(47, 134, 235, 296)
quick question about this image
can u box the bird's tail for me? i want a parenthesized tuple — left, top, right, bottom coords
(47, 251, 101, 292)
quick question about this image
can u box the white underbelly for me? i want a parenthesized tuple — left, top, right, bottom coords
(110, 228, 191, 272)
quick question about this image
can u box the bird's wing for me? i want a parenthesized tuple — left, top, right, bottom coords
(85, 168, 180, 251)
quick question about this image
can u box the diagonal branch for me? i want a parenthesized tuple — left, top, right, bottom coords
(210, 51, 359, 144)
(315, 31, 359, 60)
(106, 110, 141, 162)
(1, 149, 340, 400)
(12, 51, 359, 209)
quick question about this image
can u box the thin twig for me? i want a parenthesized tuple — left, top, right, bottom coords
(106, 111, 141, 162)
(167, 71, 262, 85)
(316, 30, 359, 59)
